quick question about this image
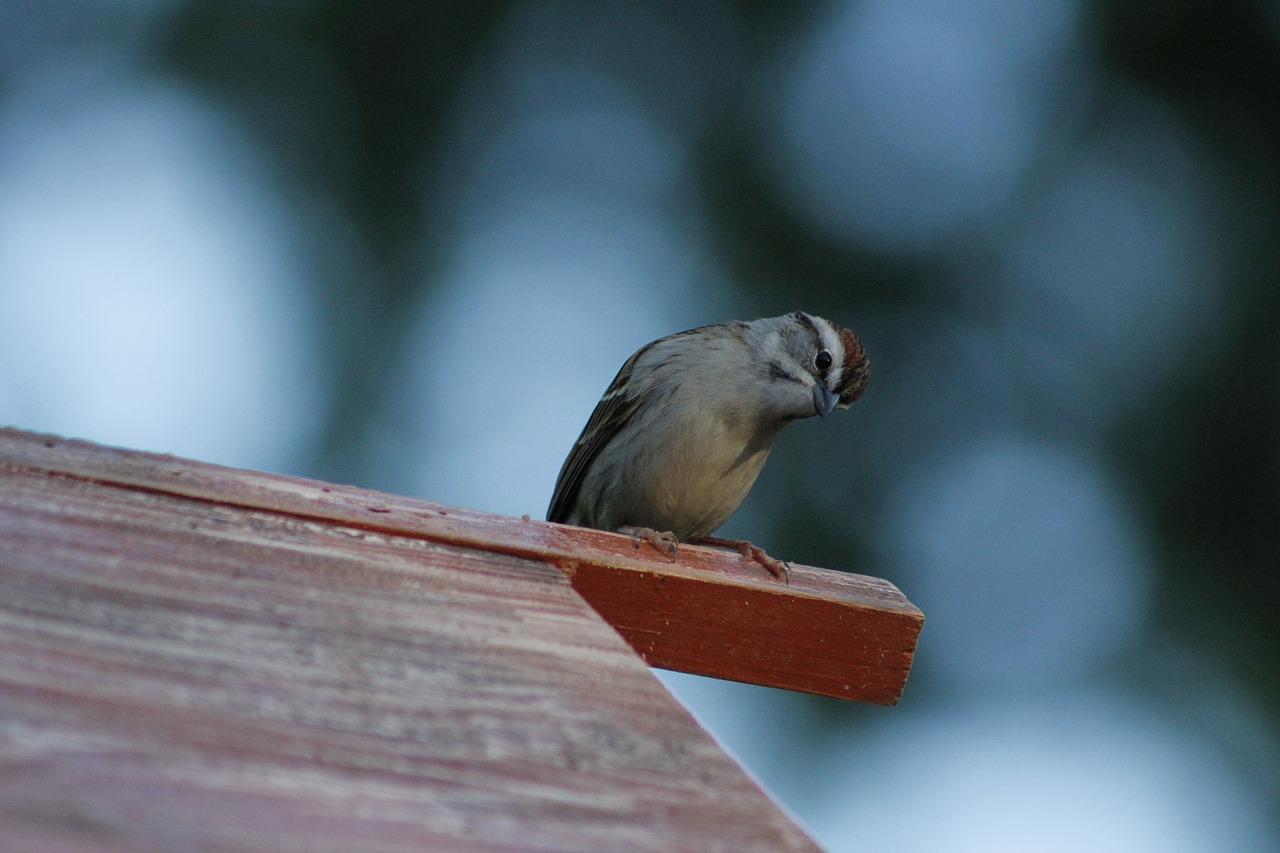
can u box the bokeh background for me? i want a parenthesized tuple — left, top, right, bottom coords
(3, 1, 1278, 849)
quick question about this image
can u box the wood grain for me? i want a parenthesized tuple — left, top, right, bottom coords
(0, 429, 825, 851)
(0, 428, 923, 705)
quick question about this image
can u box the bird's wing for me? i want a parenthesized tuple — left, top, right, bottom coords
(545, 341, 652, 525)
(545, 324, 724, 525)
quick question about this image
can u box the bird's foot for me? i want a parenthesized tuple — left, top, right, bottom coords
(618, 526, 679, 560)
(694, 536, 790, 583)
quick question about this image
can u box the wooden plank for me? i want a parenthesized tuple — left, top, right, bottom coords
(566, 560, 920, 704)
(0, 428, 922, 704)
(0, 431, 820, 851)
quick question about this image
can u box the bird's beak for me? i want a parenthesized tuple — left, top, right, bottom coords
(813, 380, 838, 420)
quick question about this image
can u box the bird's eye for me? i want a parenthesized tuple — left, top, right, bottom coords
(815, 350, 833, 371)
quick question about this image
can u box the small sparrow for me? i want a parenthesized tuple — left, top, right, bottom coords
(546, 311, 869, 579)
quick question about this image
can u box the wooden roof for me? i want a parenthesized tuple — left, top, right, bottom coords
(0, 427, 920, 851)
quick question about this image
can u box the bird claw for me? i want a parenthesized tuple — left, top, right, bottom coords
(694, 536, 790, 583)
(618, 526, 679, 560)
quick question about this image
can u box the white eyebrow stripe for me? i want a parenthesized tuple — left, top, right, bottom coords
(809, 315, 845, 384)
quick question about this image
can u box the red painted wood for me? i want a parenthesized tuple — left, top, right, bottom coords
(0, 428, 923, 704)
(566, 561, 921, 704)
(0, 429, 822, 851)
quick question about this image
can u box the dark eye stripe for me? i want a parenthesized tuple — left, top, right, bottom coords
(794, 311, 821, 341)
(768, 360, 803, 384)
(803, 313, 844, 361)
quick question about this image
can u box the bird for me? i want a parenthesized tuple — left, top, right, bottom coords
(546, 311, 869, 580)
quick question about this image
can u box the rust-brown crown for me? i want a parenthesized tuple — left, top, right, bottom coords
(836, 326, 870, 407)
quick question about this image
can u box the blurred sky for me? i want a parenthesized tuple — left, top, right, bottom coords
(2, 2, 1278, 850)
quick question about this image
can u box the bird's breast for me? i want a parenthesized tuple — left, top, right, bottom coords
(611, 408, 779, 540)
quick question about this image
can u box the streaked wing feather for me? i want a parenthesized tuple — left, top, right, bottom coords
(546, 326, 713, 524)
(545, 346, 648, 524)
